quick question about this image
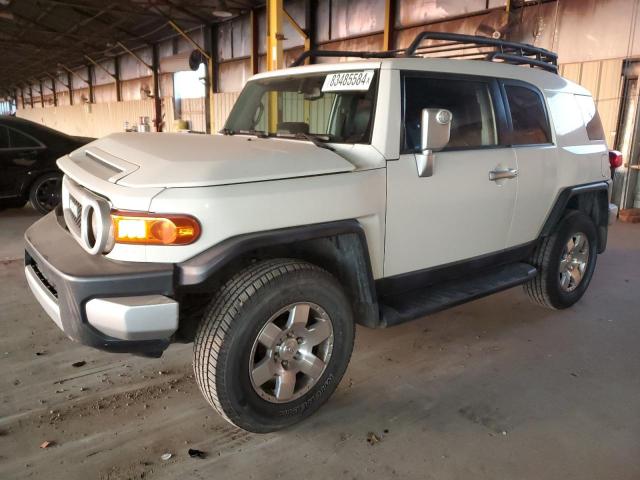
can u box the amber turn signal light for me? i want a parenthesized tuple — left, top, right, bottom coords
(111, 211, 201, 245)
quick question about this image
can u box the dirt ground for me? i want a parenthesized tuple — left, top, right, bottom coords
(1, 214, 639, 480)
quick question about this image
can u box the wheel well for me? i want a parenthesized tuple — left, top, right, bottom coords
(23, 169, 61, 199)
(175, 231, 380, 342)
(542, 185, 608, 254)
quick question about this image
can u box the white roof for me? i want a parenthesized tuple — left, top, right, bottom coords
(250, 57, 590, 96)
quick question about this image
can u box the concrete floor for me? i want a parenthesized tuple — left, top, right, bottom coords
(0, 207, 639, 480)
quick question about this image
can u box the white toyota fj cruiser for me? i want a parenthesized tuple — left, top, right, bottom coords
(25, 32, 619, 432)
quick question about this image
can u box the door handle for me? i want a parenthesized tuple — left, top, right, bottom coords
(488, 168, 518, 181)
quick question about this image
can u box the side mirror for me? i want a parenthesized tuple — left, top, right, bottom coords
(416, 108, 452, 177)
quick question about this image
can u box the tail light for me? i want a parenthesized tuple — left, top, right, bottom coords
(111, 211, 201, 246)
(609, 150, 623, 169)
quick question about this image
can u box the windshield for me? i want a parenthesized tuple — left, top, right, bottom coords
(224, 70, 378, 144)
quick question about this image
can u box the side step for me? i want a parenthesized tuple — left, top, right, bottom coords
(380, 262, 537, 327)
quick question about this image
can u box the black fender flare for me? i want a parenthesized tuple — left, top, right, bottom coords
(540, 181, 610, 253)
(177, 219, 380, 327)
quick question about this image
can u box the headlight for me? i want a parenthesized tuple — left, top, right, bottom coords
(111, 211, 201, 246)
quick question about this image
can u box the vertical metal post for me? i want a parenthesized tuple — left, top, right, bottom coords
(151, 44, 162, 132)
(39, 80, 45, 107)
(250, 9, 259, 74)
(19, 87, 25, 110)
(306, 0, 316, 62)
(67, 71, 74, 106)
(114, 58, 122, 102)
(87, 65, 94, 103)
(267, 0, 283, 133)
(208, 25, 218, 134)
(267, 0, 284, 71)
(28, 83, 34, 108)
(51, 76, 58, 106)
(383, 0, 396, 51)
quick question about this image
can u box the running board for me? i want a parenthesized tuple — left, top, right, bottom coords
(379, 262, 537, 327)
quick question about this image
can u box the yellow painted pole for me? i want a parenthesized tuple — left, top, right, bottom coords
(267, 0, 283, 133)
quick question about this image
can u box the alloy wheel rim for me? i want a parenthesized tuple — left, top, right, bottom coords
(36, 177, 61, 211)
(249, 302, 334, 403)
(558, 232, 590, 292)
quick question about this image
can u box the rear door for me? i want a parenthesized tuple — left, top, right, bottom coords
(0, 125, 16, 197)
(500, 81, 558, 247)
(384, 72, 518, 278)
(0, 126, 46, 198)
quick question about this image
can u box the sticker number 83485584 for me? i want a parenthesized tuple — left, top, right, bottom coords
(321, 70, 374, 92)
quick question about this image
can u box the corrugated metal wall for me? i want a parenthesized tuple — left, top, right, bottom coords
(559, 60, 624, 147)
(11, 0, 640, 142)
(214, 92, 241, 130)
(17, 99, 160, 137)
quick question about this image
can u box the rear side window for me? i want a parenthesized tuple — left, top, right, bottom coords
(575, 95, 605, 141)
(505, 85, 551, 145)
(8, 128, 40, 148)
(402, 76, 498, 152)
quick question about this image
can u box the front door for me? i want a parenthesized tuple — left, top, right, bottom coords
(384, 72, 518, 278)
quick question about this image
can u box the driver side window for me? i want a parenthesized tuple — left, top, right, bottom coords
(402, 75, 498, 152)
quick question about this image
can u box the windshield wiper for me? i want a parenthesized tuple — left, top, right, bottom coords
(220, 127, 235, 135)
(277, 132, 335, 151)
(237, 129, 269, 138)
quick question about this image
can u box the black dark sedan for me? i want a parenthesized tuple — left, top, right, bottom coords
(0, 116, 93, 214)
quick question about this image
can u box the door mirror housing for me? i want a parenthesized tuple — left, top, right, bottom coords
(416, 108, 452, 177)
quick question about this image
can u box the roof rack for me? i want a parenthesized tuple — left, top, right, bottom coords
(290, 30, 558, 74)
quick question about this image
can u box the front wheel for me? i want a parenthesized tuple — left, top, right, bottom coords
(524, 210, 598, 309)
(193, 259, 355, 432)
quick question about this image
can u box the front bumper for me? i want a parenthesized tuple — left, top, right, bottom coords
(24, 209, 177, 355)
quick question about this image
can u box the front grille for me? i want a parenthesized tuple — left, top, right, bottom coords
(32, 262, 58, 299)
(61, 176, 111, 255)
(69, 195, 82, 228)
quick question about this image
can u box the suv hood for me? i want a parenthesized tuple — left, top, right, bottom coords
(63, 132, 355, 188)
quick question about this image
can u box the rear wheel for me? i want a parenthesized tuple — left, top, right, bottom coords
(524, 210, 598, 309)
(29, 172, 62, 214)
(193, 259, 354, 432)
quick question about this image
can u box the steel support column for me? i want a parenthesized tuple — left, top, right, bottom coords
(267, 0, 283, 133)
(267, 0, 284, 71)
(85, 55, 120, 102)
(207, 24, 218, 134)
(28, 83, 34, 108)
(87, 65, 94, 103)
(60, 64, 90, 103)
(67, 71, 73, 105)
(250, 9, 259, 74)
(151, 44, 162, 132)
(383, 0, 396, 51)
(38, 80, 45, 107)
(47, 75, 58, 106)
(114, 58, 122, 102)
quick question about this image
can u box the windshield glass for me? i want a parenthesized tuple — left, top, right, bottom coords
(224, 70, 378, 144)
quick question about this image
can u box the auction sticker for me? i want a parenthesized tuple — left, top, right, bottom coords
(322, 70, 374, 92)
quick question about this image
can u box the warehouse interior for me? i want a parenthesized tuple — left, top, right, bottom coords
(1, 0, 640, 206)
(1, 1, 640, 479)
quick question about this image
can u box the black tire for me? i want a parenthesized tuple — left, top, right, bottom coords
(524, 210, 598, 309)
(193, 258, 355, 433)
(29, 172, 62, 214)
